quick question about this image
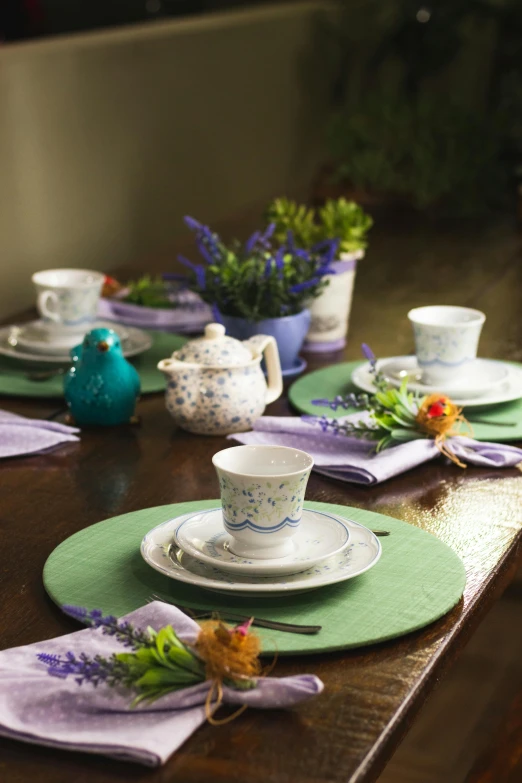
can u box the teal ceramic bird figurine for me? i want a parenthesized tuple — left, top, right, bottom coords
(64, 328, 141, 426)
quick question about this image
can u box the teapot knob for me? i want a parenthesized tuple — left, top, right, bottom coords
(204, 323, 226, 340)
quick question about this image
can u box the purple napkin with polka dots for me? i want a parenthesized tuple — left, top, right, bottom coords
(230, 415, 522, 485)
(0, 602, 323, 766)
(0, 409, 79, 458)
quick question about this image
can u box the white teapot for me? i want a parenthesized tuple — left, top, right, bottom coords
(157, 323, 283, 435)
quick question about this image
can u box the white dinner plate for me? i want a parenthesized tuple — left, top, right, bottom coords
(141, 511, 381, 596)
(175, 507, 351, 576)
(352, 357, 522, 408)
(0, 322, 152, 363)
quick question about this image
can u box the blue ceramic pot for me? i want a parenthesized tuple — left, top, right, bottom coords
(219, 309, 311, 372)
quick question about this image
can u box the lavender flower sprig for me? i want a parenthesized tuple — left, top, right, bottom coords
(36, 651, 130, 688)
(303, 414, 380, 441)
(312, 393, 370, 411)
(38, 607, 208, 707)
(307, 344, 425, 452)
(62, 606, 151, 649)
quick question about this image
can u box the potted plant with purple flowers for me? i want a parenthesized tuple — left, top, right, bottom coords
(167, 217, 339, 376)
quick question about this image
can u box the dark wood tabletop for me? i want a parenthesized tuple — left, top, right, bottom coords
(1, 213, 522, 783)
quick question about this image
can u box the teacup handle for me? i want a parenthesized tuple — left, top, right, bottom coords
(245, 335, 283, 405)
(38, 291, 61, 322)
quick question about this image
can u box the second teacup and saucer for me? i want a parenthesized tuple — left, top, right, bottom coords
(1, 268, 152, 363)
(353, 305, 522, 407)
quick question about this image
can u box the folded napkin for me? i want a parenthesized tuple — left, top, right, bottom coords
(230, 415, 522, 485)
(0, 409, 79, 458)
(98, 289, 212, 334)
(0, 602, 323, 766)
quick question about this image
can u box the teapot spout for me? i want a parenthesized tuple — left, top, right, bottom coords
(157, 357, 182, 377)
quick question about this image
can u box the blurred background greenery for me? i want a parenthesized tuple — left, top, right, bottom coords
(316, 0, 522, 216)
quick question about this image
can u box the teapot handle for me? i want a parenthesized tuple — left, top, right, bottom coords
(245, 335, 283, 405)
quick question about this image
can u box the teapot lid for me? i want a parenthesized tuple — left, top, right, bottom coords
(173, 323, 253, 366)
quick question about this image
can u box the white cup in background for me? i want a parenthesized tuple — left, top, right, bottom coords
(408, 305, 486, 386)
(212, 444, 313, 559)
(32, 269, 105, 334)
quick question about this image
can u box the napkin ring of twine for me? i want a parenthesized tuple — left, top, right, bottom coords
(194, 619, 275, 726)
(415, 394, 472, 469)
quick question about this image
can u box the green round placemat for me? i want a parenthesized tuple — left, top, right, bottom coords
(43, 500, 466, 656)
(0, 331, 186, 398)
(289, 361, 522, 442)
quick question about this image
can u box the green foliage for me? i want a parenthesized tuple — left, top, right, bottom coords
(266, 198, 317, 248)
(328, 93, 507, 214)
(196, 245, 330, 322)
(370, 381, 424, 451)
(124, 275, 174, 309)
(266, 197, 373, 253)
(115, 624, 207, 706)
(318, 199, 373, 253)
(320, 1, 522, 215)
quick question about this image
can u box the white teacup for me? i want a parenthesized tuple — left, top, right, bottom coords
(32, 268, 105, 334)
(408, 305, 486, 386)
(212, 445, 313, 559)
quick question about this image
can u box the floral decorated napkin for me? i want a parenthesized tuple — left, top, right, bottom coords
(230, 415, 522, 485)
(0, 602, 323, 766)
(0, 409, 79, 459)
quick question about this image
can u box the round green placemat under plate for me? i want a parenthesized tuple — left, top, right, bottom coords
(0, 331, 186, 398)
(43, 500, 466, 656)
(289, 361, 522, 443)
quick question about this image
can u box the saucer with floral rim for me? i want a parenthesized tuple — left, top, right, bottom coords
(140, 512, 381, 595)
(174, 507, 351, 576)
(0, 322, 152, 363)
(352, 357, 522, 408)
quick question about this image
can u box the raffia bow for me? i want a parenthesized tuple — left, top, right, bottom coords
(415, 394, 472, 468)
(193, 619, 276, 725)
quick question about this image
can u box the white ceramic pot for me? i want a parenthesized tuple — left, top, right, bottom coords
(303, 250, 364, 352)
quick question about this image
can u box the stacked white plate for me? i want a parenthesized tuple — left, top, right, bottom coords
(352, 356, 522, 408)
(0, 319, 152, 363)
(141, 507, 382, 596)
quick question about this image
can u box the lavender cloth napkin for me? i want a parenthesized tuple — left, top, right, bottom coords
(0, 409, 79, 458)
(98, 290, 212, 334)
(0, 602, 323, 766)
(230, 415, 522, 485)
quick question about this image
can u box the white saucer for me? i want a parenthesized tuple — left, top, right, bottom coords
(14, 319, 130, 354)
(175, 507, 351, 576)
(141, 511, 381, 596)
(0, 322, 152, 364)
(378, 357, 508, 398)
(352, 357, 522, 409)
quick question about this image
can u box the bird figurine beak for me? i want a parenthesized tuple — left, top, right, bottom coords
(97, 341, 110, 352)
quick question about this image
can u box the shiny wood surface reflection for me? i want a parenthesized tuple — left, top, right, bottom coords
(0, 214, 521, 783)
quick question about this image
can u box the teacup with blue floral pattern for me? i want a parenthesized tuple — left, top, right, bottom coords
(212, 445, 313, 559)
(408, 305, 486, 386)
(32, 269, 105, 335)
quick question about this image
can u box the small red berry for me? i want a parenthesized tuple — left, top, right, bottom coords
(427, 401, 446, 418)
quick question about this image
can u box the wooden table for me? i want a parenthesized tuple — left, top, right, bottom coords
(1, 214, 522, 783)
